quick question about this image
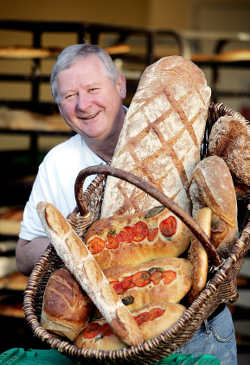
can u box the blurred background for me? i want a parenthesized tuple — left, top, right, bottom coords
(0, 0, 249, 363)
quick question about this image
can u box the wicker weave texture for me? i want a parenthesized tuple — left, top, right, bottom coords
(23, 102, 250, 364)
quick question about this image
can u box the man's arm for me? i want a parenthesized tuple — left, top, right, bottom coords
(16, 237, 50, 276)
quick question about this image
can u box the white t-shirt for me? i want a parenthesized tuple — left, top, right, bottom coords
(19, 134, 105, 241)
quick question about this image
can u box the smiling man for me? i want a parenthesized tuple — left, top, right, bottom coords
(56, 53, 126, 161)
(15, 44, 237, 365)
(16, 44, 127, 275)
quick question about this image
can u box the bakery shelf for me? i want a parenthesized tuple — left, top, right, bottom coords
(0, 272, 28, 292)
(0, 20, 249, 335)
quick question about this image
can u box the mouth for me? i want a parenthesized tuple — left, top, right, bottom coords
(78, 111, 100, 120)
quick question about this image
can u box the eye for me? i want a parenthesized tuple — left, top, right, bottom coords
(89, 87, 99, 93)
(65, 93, 76, 100)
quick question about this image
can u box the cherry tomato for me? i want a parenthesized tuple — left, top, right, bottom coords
(124, 226, 134, 242)
(148, 307, 165, 321)
(121, 276, 135, 291)
(150, 270, 162, 285)
(87, 237, 105, 254)
(106, 234, 119, 249)
(159, 216, 177, 237)
(101, 323, 113, 336)
(132, 271, 151, 287)
(147, 227, 158, 241)
(134, 311, 149, 325)
(111, 281, 124, 295)
(162, 270, 176, 285)
(82, 322, 101, 339)
(132, 221, 149, 242)
(117, 230, 129, 243)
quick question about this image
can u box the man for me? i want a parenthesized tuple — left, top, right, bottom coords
(16, 44, 237, 364)
(16, 43, 126, 275)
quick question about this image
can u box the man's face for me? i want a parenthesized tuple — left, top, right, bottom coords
(57, 55, 125, 141)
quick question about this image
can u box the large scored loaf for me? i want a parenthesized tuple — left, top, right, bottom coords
(101, 56, 211, 218)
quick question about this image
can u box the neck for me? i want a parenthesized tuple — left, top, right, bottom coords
(84, 106, 125, 163)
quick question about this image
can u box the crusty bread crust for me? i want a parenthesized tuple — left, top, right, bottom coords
(188, 208, 211, 303)
(208, 115, 250, 189)
(104, 256, 192, 311)
(41, 267, 93, 341)
(75, 303, 186, 350)
(85, 206, 190, 270)
(189, 156, 238, 253)
(101, 55, 211, 218)
(37, 202, 143, 346)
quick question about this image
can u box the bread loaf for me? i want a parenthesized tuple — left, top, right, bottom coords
(0, 206, 23, 236)
(208, 115, 250, 198)
(37, 202, 143, 347)
(75, 317, 124, 350)
(0, 271, 28, 291)
(101, 55, 211, 218)
(189, 156, 238, 254)
(85, 206, 190, 270)
(0, 46, 60, 59)
(75, 303, 186, 350)
(104, 256, 192, 311)
(188, 208, 211, 303)
(41, 267, 93, 341)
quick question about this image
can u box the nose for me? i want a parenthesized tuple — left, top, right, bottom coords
(76, 91, 92, 112)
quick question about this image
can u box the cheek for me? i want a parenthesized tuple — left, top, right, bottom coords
(60, 102, 75, 118)
(106, 92, 121, 112)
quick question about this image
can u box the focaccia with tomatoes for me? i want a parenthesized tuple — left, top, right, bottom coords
(104, 256, 192, 311)
(75, 303, 186, 350)
(85, 206, 190, 270)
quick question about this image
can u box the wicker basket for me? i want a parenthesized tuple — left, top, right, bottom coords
(23, 103, 250, 365)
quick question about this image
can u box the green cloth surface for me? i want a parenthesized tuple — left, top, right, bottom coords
(0, 348, 75, 365)
(0, 348, 220, 364)
(155, 354, 220, 364)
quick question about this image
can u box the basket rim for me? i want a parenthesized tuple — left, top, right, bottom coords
(23, 249, 216, 360)
(23, 101, 250, 363)
(23, 223, 250, 363)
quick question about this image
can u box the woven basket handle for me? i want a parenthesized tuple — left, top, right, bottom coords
(75, 165, 221, 266)
(231, 218, 250, 261)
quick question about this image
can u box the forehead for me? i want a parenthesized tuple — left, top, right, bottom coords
(57, 55, 109, 87)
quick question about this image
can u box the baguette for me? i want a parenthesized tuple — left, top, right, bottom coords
(85, 206, 190, 270)
(37, 202, 143, 347)
(189, 156, 238, 254)
(188, 207, 211, 303)
(101, 55, 211, 218)
(75, 303, 186, 350)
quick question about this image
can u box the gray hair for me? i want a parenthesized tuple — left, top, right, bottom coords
(50, 43, 120, 103)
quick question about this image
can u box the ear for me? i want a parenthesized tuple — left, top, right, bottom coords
(58, 103, 63, 115)
(116, 73, 126, 99)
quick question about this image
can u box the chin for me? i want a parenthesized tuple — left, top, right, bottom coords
(80, 130, 108, 141)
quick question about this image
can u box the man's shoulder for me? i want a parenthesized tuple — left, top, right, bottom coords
(39, 133, 103, 174)
(44, 134, 82, 160)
